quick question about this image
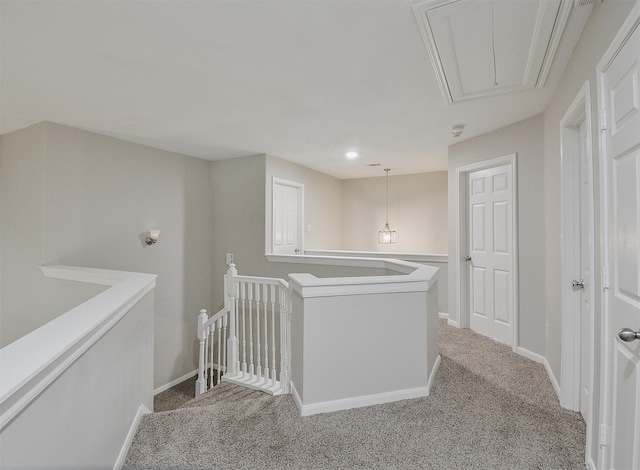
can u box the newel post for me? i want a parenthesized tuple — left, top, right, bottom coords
(196, 308, 208, 396)
(226, 263, 239, 376)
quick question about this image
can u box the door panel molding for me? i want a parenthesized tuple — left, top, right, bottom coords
(454, 153, 519, 351)
(271, 177, 304, 255)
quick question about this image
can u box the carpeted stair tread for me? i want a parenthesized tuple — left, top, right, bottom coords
(179, 382, 269, 410)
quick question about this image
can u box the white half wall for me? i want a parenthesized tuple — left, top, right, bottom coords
(0, 276, 154, 469)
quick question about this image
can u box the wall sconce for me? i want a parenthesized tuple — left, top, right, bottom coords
(145, 230, 160, 245)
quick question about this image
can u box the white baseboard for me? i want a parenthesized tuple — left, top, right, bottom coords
(154, 369, 198, 395)
(427, 355, 441, 393)
(447, 318, 459, 328)
(291, 381, 303, 414)
(292, 384, 429, 417)
(113, 404, 151, 470)
(516, 347, 561, 401)
(516, 346, 545, 364)
(586, 456, 596, 470)
(438, 312, 449, 320)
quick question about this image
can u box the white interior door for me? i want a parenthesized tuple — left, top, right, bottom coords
(272, 181, 302, 255)
(467, 164, 514, 345)
(578, 118, 593, 422)
(600, 20, 640, 469)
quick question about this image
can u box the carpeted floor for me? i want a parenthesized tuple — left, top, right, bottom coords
(125, 322, 586, 470)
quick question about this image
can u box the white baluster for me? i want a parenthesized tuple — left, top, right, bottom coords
(226, 264, 238, 376)
(222, 311, 228, 375)
(216, 317, 222, 384)
(241, 282, 247, 375)
(208, 326, 214, 388)
(196, 309, 208, 396)
(263, 283, 270, 382)
(248, 282, 254, 379)
(270, 284, 277, 387)
(255, 284, 262, 380)
(280, 288, 291, 394)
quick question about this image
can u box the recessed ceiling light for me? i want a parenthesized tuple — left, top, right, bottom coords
(346, 151, 358, 159)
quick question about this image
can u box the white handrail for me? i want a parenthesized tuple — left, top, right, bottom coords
(0, 266, 156, 431)
(196, 264, 290, 397)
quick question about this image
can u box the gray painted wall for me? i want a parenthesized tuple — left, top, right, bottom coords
(448, 115, 546, 356)
(0, 122, 213, 389)
(0, 124, 106, 346)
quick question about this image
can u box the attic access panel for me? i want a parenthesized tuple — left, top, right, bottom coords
(413, 0, 573, 103)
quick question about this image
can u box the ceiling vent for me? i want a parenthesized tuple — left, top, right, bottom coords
(413, 0, 574, 104)
(574, 0, 602, 6)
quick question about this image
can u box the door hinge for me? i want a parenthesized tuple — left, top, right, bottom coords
(599, 424, 611, 447)
(599, 109, 608, 131)
(603, 267, 609, 290)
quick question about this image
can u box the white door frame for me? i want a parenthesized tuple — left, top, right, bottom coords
(559, 81, 595, 454)
(271, 177, 304, 255)
(454, 153, 519, 351)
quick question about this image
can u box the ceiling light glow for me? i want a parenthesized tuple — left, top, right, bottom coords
(346, 151, 358, 159)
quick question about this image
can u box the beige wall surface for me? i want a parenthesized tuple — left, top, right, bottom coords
(1, 122, 213, 389)
(542, 1, 635, 462)
(341, 171, 448, 254)
(266, 155, 343, 252)
(448, 115, 545, 356)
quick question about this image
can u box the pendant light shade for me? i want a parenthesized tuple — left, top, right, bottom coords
(378, 168, 396, 244)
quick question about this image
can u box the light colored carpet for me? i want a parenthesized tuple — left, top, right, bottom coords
(124, 322, 585, 469)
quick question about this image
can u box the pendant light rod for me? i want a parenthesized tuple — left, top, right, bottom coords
(385, 168, 390, 224)
(378, 168, 396, 244)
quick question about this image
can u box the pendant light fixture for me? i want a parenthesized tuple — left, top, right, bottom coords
(378, 168, 396, 244)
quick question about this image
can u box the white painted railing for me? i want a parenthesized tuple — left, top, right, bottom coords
(197, 264, 290, 397)
(0, 266, 156, 469)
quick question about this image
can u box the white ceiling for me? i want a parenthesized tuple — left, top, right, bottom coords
(0, 1, 592, 179)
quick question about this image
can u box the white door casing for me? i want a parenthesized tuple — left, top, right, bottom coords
(598, 6, 640, 468)
(559, 80, 595, 445)
(578, 118, 594, 423)
(455, 154, 518, 350)
(468, 164, 515, 345)
(272, 178, 304, 255)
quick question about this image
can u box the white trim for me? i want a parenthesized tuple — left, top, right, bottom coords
(544, 357, 562, 402)
(267, 253, 439, 298)
(516, 346, 545, 364)
(560, 80, 595, 413)
(295, 386, 430, 417)
(291, 381, 304, 413)
(427, 354, 442, 393)
(113, 404, 151, 470)
(304, 250, 448, 264)
(447, 318, 459, 328)
(516, 348, 562, 402)
(517, 347, 562, 401)
(454, 154, 519, 350)
(438, 312, 449, 320)
(559, 80, 597, 470)
(153, 369, 198, 396)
